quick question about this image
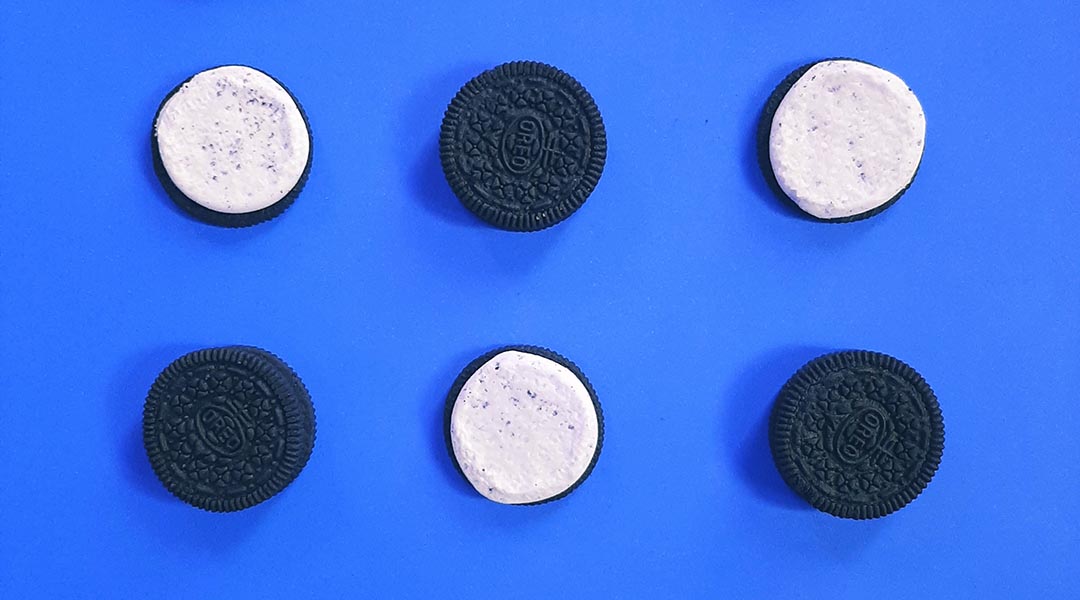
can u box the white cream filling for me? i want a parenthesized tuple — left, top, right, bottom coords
(450, 350, 600, 505)
(769, 60, 926, 219)
(154, 65, 310, 214)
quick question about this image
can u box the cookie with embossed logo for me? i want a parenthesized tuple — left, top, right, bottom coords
(152, 65, 313, 227)
(769, 350, 943, 519)
(758, 59, 926, 222)
(445, 346, 603, 504)
(439, 62, 607, 231)
(142, 346, 316, 512)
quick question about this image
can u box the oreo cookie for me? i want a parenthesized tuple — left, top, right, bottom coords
(142, 346, 316, 512)
(769, 350, 944, 519)
(444, 346, 603, 504)
(439, 62, 607, 231)
(758, 59, 926, 222)
(152, 65, 313, 227)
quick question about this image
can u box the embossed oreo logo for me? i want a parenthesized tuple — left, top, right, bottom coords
(833, 407, 890, 465)
(500, 116, 549, 174)
(195, 400, 249, 456)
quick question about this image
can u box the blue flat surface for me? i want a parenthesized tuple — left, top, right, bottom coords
(1, 2, 1078, 598)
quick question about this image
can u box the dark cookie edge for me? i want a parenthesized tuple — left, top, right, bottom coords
(443, 345, 604, 505)
(234, 345, 317, 470)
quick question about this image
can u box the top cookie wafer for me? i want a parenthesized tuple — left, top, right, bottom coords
(440, 62, 607, 231)
(769, 350, 944, 519)
(143, 346, 316, 512)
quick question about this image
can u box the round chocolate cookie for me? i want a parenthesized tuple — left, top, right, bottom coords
(769, 351, 944, 519)
(439, 62, 607, 231)
(142, 346, 316, 512)
(152, 65, 313, 227)
(445, 346, 603, 504)
(758, 59, 926, 222)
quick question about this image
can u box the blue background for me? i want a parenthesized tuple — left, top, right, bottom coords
(1, 1, 1078, 598)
